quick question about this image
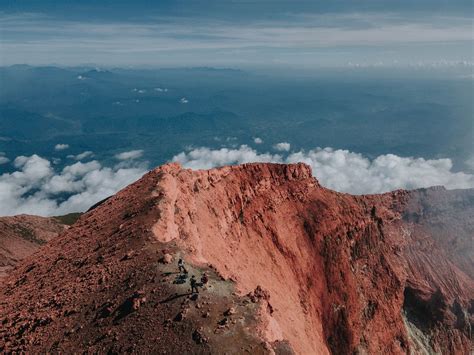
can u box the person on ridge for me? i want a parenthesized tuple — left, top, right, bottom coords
(178, 258, 187, 274)
(190, 275, 199, 294)
(201, 272, 209, 286)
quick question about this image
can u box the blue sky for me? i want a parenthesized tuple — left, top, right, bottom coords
(0, 0, 472, 67)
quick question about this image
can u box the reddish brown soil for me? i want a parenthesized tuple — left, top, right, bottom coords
(0, 215, 67, 279)
(1, 163, 472, 354)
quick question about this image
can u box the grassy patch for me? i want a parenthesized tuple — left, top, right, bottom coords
(53, 213, 82, 226)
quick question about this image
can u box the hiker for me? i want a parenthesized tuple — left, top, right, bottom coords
(201, 272, 208, 285)
(190, 275, 199, 294)
(178, 258, 187, 274)
(200, 272, 209, 291)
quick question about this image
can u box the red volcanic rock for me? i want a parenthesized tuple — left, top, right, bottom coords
(160, 252, 173, 264)
(0, 215, 68, 279)
(0, 163, 472, 354)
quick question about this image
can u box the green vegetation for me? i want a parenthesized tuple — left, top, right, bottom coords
(53, 213, 82, 226)
(13, 224, 44, 245)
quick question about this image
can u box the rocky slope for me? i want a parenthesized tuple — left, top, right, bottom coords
(0, 215, 69, 279)
(0, 163, 472, 354)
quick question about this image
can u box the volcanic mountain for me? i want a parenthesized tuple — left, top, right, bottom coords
(1, 163, 472, 354)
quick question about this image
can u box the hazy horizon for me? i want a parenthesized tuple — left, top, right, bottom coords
(1, 0, 472, 68)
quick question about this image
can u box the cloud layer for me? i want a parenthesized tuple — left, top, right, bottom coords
(2, 145, 473, 217)
(1, 12, 472, 67)
(0, 152, 147, 216)
(173, 145, 474, 194)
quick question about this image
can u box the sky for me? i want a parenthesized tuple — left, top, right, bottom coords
(1, 0, 472, 68)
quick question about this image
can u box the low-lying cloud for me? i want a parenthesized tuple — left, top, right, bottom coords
(54, 143, 70, 151)
(273, 142, 291, 152)
(2, 145, 473, 217)
(0, 152, 9, 165)
(173, 145, 474, 194)
(0, 153, 147, 216)
(67, 151, 94, 161)
(115, 149, 144, 161)
(172, 145, 280, 170)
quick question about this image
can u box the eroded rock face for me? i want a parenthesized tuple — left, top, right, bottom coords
(0, 163, 472, 354)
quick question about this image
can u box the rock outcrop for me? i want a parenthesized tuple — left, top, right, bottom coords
(0, 163, 472, 354)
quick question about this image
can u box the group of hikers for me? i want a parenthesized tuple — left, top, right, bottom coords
(178, 258, 208, 294)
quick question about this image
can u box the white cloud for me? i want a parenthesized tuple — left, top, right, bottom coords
(115, 150, 144, 161)
(3, 146, 472, 217)
(172, 145, 282, 170)
(0, 155, 147, 216)
(254, 137, 263, 144)
(54, 143, 70, 151)
(172, 145, 474, 194)
(180, 97, 189, 104)
(465, 155, 474, 171)
(68, 151, 94, 161)
(0, 153, 9, 165)
(273, 142, 291, 152)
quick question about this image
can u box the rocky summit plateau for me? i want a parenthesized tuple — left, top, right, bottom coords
(0, 163, 472, 354)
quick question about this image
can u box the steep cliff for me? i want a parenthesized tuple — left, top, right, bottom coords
(0, 163, 472, 354)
